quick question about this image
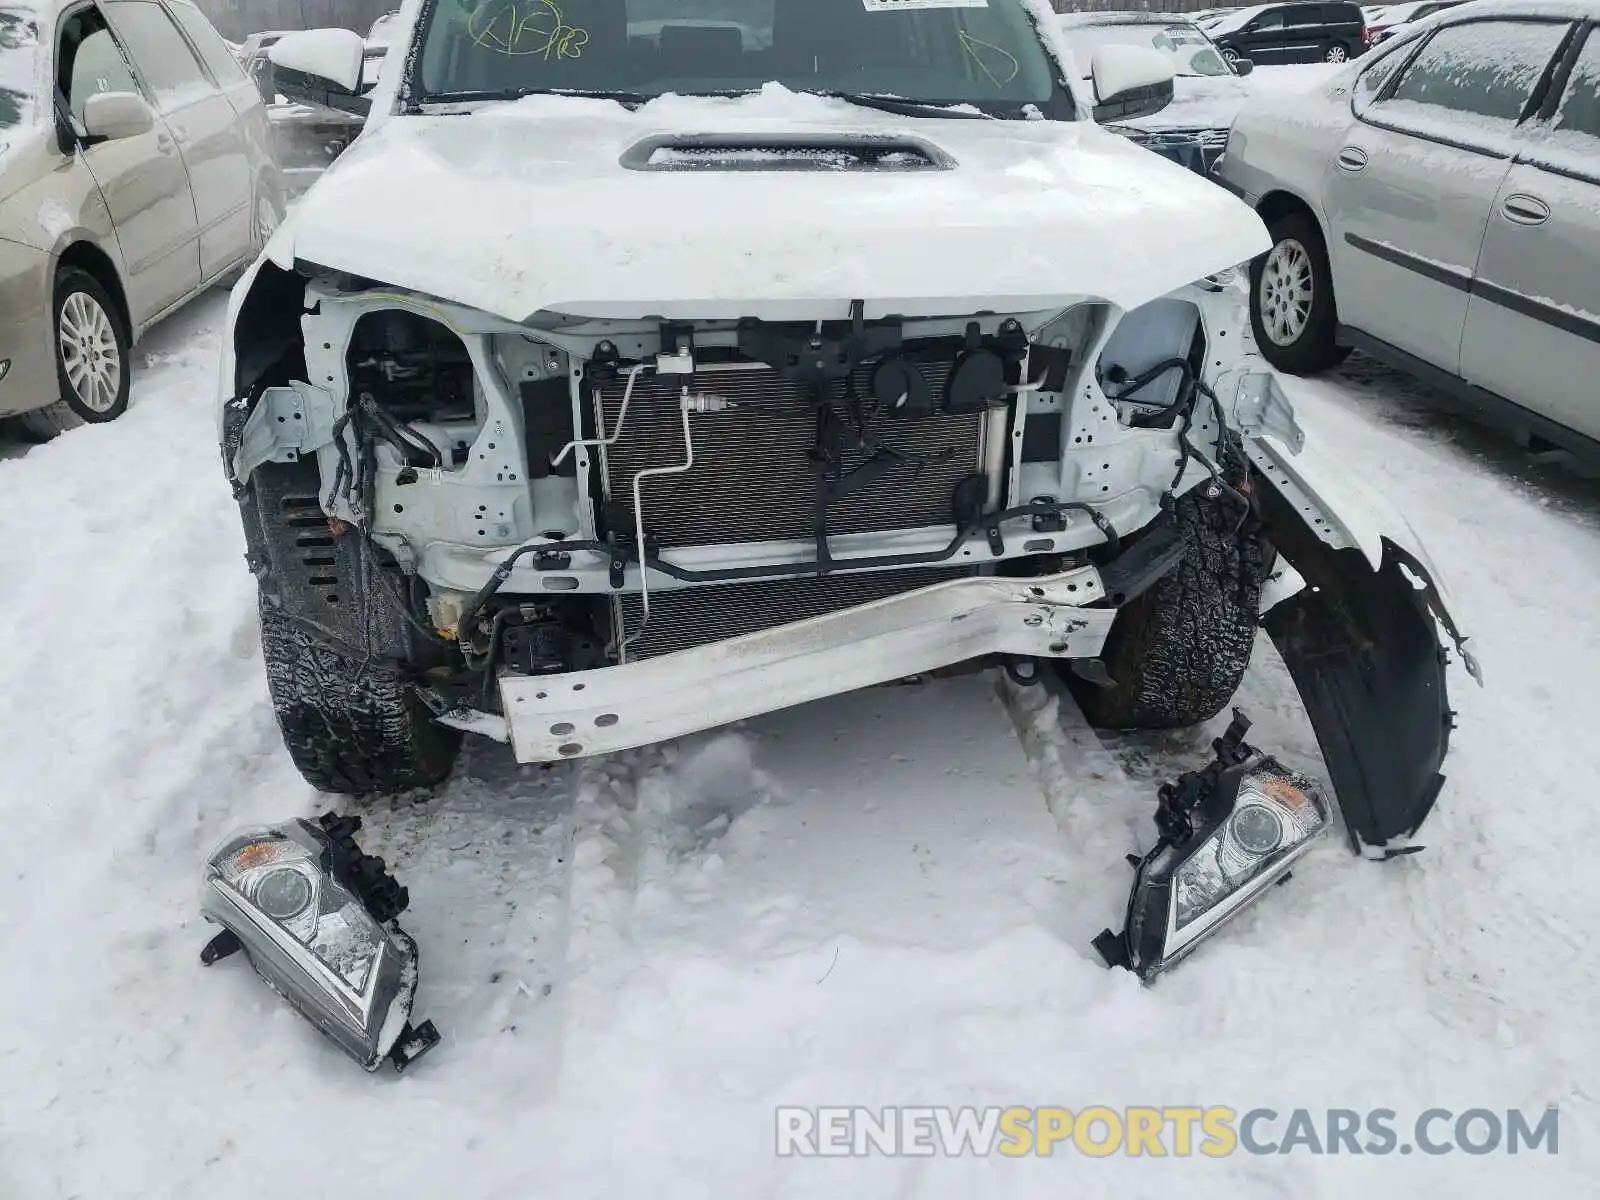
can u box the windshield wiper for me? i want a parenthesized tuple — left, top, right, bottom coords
(810, 91, 995, 120)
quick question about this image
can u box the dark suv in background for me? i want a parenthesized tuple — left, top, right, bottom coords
(1208, 2, 1367, 64)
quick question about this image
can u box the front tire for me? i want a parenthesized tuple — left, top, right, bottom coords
(258, 603, 460, 796)
(1249, 210, 1349, 375)
(1066, 491, 1266, 731)
(18, 267, 130, 438)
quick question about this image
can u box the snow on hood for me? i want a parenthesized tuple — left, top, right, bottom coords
(269, 86, 1268, 322)
(1113, 72, 1253, 134)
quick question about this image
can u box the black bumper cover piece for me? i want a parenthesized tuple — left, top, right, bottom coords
(1260, 484, 1459, 851)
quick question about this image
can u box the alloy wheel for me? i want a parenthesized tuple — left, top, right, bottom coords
(58, 290, 122, 414)
(1325, 44, 1348, 62)
(1259, 238, 1314, 347)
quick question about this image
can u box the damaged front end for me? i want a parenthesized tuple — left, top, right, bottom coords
(216, 237, 1478, 1002)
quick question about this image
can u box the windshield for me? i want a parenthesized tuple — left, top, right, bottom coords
(412, 0, 1069, 117)
(0, 6, 38, 135)
(1062, 21, 1230, 78)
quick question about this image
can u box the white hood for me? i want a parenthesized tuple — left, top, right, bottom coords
(269, 87, 1268, 322)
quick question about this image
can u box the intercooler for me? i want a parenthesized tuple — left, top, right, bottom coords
(593, 359, 988, 548)
(614, 567, 975, 661)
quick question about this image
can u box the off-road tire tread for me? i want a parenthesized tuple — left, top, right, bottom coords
(259, 603, 459, 796)
(1072, 491, 1266, 730)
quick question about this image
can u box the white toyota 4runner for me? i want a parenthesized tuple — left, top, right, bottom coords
(221, 0, 1474, 858)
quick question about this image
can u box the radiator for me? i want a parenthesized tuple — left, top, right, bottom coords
(594, 360, 987, 548)
(614, 567, 973, 661)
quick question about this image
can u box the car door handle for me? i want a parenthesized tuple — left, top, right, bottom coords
(1501, 194, 1550, 226)
(1336, 146, 1368, 172)
(155, 131, 175, 153)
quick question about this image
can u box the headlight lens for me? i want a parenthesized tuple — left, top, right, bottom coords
(1123, 756, 1331, 979)
(254, 864, 315, 922)
(200, 817, 432, 1072)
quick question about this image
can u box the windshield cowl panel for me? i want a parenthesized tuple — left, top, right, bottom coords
(410, 0, 1075, 119)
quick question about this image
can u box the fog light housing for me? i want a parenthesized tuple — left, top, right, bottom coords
(1096, 710, 1331, 980)
(199, 812, 439, 1072)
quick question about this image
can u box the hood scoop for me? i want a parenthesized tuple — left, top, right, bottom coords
(621, 132, 954, 173)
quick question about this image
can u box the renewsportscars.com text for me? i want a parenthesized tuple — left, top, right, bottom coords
(775, 1106, 1560, 1158)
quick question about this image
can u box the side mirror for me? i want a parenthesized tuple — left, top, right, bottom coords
(1233, 56, 1256, 75)
(81, 91, 155, 141)
(269, 29, 371, 117)
(1090, 45, 1177, 124)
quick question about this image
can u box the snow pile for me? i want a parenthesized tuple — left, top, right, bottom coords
(0, 302, 1598, 1195)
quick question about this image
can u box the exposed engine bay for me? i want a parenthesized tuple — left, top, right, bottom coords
(228, 273, 1276, 680)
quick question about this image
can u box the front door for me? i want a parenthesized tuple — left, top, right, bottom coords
(58, 4, 200, 324)
(1461, 27, 1600, 443)
(1238, 8, 1289, 63)
(1323, 17, 1569, 373)
(106, 0, 249, 283)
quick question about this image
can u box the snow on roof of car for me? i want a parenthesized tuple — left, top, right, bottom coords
(1057, 10, 1206, 25)
(1203, 3, 1272, 34)
(1371, 0, 1430, 19)
(1384, 0, 1599, 21)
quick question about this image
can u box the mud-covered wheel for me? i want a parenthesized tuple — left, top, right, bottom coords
(1067, 490, 1266, 730)
(258, 602, 460, 795)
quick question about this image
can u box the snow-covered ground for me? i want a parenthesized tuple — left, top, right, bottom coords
(2, 294, 1597, 1197)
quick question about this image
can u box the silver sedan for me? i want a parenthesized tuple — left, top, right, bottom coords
(1218, 0, 1600, 460)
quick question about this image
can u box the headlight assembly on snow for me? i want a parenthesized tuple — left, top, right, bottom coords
(1095, 710, 1330, 980)
(199, 813, 439, 1072)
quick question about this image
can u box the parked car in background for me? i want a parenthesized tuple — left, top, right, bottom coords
(1058, 11, 1253, 172)
(1207, 2, 1369, 63)
(245, 24, 389, 192)
(366, 9, 400, 47)
(0, 0, 281, 437)
(236, 27, 291, 61)
(1219, 0, 1600, 461)
(1362, 0, 1466, 44)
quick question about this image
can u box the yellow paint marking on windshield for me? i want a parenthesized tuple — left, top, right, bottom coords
(958, 30, 1019, 87)
(467, 0, 589, 60)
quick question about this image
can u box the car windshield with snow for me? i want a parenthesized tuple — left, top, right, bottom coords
(413, 0, 1070, 115)
(214, 0, 1479, 1068)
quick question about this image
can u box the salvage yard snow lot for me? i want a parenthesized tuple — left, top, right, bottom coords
(2, 293, 1598, 1198)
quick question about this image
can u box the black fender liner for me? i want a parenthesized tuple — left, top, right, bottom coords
(1258, 483, 1460, 852)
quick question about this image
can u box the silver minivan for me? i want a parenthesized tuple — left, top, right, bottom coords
(0, 0, 280, 436)
(1219, 0, 1600, 459)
